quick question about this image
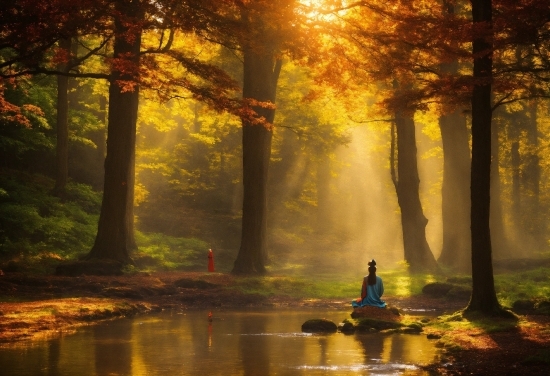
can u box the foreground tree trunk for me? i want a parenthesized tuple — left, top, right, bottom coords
(392, 111, 439, 273)
(86, 0, 141, 264)
(232, 39, 282, 274)
(466, 0, 503, 315)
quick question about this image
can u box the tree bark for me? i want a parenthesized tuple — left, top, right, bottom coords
(466, 0, 503, 314)
(524, 100, 542, 250)
(392, 111, 439, 273)
(436, 0, 471, 272)
(86, 0, 141, 264)
(90, 95, 107, 191)
(53, 38, 72, 198)
(232, 45, 282, 274)
(438, 109, 471, 272)
(489, 117, 510, 259)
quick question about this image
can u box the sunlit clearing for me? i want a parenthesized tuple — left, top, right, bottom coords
(393, 276, 412, 297)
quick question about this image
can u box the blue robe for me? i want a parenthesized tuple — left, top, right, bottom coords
(351, 275, 386, 308)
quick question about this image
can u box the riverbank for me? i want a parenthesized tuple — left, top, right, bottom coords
(1, 271, 549, 375)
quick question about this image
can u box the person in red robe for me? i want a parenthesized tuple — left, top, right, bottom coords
(208, 249, 215, 272)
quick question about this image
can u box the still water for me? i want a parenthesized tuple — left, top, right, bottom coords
(0, 309, 440, 376)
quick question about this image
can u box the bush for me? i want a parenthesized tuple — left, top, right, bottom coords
(133, 231, 209, 271)
(0, 172, 100, 262)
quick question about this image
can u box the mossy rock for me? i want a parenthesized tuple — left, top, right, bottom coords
(512, 299, 550, 315)
(355, 318, 404, 332)
(422, 282, 471, 299)
(535, 300, 550, 315)
(512, 299, 536, 314)
(422, 282, 454, 297)
(351, 305, 400, 320)
(338, 320, 355, 333)
(406, 322, 424, 331)
(302, 318, 338, 333)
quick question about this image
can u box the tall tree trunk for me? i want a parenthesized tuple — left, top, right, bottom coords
(510, 133, 521, 220)
(231, 46, 282, 274)
(437, 0, 471, 272)
(392, 111, 439, 273)
(86, 0, 141, 264)
(466, 0, 503, 314)
(53, 38, 72, 198)
(524, 99, 542, 251)
(438, 109, 471, 272)
(90, 95, 107, 190)
(489, 117, 510, 259)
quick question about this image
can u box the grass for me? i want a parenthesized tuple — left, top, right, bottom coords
(171, 263, 550, 306)
(422, 310, 521, 351)
(495, 268, 550, 308)
(133, 231, 209, 272)
(226, 270, 446, 300)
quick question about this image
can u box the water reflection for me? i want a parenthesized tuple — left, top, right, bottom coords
(93, 322, 133, 375)
(239, 313, 270, 375)
(47, 340, 60, 376)
(0, 309, 439, 376)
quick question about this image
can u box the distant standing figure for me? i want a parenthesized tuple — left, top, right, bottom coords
(208, 249, 215, 272)
(351, 259, 386, 308)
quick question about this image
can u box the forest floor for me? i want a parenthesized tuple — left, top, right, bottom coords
(0, 271, 549, 375)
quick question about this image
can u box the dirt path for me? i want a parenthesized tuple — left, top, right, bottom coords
(1, 271, 549, 375)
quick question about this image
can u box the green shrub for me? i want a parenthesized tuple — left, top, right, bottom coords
(0, 172, 100, 261)
(133, 231, 209, 271)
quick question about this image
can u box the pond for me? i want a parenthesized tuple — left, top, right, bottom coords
(0, 309, 440, 375)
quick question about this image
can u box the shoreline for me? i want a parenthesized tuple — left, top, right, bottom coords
(1, 271, 549, 375)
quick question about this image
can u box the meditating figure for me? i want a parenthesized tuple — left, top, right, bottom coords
(351, 259, 386, 308)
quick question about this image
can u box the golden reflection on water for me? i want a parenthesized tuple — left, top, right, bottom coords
(0, 309, 439, 376)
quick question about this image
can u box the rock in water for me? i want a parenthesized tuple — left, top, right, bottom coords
(337, 321, 355, 333)
(301, 318, 338, 333)
(351, 305, 400, 321)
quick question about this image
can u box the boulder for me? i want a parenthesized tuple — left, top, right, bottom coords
(351, 305, 400, 321)
(337, 320, 355, 333)
(422, 282, 454, 297)
(301, 318, 338, 333)
(512, 299, 536, 314)
(535, 300, 550, 315)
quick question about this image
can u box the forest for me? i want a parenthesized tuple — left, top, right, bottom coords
(1, 2, 550, 371)
(2, 0, 550, 373)
(2, 0, 550, 304)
